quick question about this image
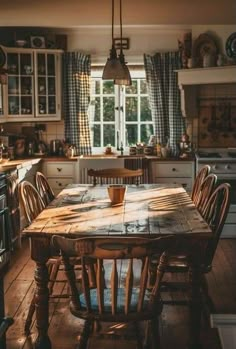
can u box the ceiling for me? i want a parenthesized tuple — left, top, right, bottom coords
(0, 0, 235, 27)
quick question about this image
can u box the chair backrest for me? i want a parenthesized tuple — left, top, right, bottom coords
(88, 168, 143, 185)
(35, 171, 55, 206)
(202, 183, 231, 269)
(52, 235, 174, 321)
(196, 173, 217, 215)
(191, 165, 211, 205)
(18, 181, 45, 225)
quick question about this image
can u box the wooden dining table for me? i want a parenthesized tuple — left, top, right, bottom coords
(23, 183, 212, 349)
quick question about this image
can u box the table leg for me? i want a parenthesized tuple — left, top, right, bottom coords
(188, 265, 202, 349)
(34, 261, 51, 349)
(30, 237, 51, 349)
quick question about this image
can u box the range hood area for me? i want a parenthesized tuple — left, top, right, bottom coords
(177, 65, 236, 117)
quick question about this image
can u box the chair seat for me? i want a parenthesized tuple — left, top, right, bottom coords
(79, 287, 151, 313)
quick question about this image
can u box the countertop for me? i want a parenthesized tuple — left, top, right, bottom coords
(0, 154, 195, 173)
(0, 158, 42, 173)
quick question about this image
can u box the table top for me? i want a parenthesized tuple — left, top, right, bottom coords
(23, 184, 211, 239)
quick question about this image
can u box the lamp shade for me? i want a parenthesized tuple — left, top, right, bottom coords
(102, 46, 125, 80)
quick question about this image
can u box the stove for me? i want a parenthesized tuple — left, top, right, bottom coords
(196, 148, 236, 238)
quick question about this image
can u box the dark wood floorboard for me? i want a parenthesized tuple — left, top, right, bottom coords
(4, 238, 236, 349)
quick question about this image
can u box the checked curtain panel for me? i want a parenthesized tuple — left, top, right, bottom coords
(144, 51, 186, 156)
(63, 52, 92, 155)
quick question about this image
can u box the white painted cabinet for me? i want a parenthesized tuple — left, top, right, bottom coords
(42, 161, 76, 195)
(150, 160, 195, 192)
(2, 46, 62, 121)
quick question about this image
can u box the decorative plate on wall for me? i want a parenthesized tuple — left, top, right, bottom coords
(226, 32, 236, 58)
(192, 33, 218, 67)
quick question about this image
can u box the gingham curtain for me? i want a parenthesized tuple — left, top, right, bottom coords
(63, 52, 92, 155)
(144, 51, 186, 156)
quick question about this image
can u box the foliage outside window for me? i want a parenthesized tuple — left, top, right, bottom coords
(89, 70, 153, 152)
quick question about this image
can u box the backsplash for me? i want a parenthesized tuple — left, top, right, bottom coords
(191, 83, 236, 149)
(3, 120, 65, 146)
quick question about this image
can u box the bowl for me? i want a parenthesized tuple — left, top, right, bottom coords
(107, 185, 127, 206)
(16, 40, 27, 48)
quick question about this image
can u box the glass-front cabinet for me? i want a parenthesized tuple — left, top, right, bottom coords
(4, 47, 62, 121)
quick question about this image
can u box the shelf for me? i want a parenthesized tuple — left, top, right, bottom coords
(177, 66, 236, 86)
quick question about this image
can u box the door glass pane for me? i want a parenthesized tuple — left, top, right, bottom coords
(104, 124, 115, 146)
(140, 96, 151, 121)
(38, 77, 46, 95)
(38, 97, 46, 114)
(126, 80, 137, 94)
(8, 96, 19, 114)
(103, 81, 114, 94)
(8, 76, 19, 95)
(21, 96, 32, 115)
(126, 97, 137, 121)
(20, 54, 32, 75)
(48, 96, 56, 114)
(37, 54, 46, 75)
(103, 97, 115, 121)
(47, 54, 55, 75)
(93, 124, 101, 147)
(126, 125, 138, 145)
(95, 80, 100, 94)
(140, 80, 147, 94)
(141, 124, 154, 143)
(48, 77, 55, 94)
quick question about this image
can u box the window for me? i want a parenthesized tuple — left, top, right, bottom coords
(89, 69, 153, 152)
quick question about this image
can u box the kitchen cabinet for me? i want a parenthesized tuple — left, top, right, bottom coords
(42, 160, 77, 195)
(149, 160, 195, 192)
(1, 46, 62, 122)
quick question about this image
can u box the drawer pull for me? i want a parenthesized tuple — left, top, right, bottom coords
(172, 168, 176, 172)
(58, 182, 62, 187)
(57, 168, 62, 172)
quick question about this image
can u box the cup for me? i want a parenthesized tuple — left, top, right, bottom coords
(107, 185, 127, 206)
(24, 65, 33, 74)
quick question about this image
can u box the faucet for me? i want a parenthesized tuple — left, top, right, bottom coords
(117, 142, 124, 156)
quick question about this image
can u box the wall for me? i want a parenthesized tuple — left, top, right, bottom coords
(1, 24, 236, 148)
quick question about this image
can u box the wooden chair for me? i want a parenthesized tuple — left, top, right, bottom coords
(35, 171, 55, 206)
(161, 183, 231, 313)
(52, 235, 175, 349)
(195, 173, 217, 215)
(18, 180, 45, 225)
(88, 168, 143, 186)
(191, 165, 210, 205)
(18, 181, 71, 334)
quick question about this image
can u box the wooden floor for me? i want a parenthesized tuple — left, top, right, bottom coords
(4, 238, 236, 349)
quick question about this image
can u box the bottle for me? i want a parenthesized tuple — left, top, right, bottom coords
(156, 141, 162, 158)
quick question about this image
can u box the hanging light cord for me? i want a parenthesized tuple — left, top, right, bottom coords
(119, 0, 123, 52)
(112, 0, 114, 44)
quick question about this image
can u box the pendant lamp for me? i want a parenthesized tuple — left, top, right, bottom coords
(114, 0, 132, 86)
(102, 0, 124, 80)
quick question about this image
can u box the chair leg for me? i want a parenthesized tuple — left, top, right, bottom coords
(48, 260, 61, 294)
(77, 320, 91, 349)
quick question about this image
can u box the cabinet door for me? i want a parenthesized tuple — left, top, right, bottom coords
(35, 52, 61, 117)
(7, 51, 34, 118)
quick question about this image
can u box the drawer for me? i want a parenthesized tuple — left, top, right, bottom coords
(48, 177, 74, 191)
(151, 162, 193, 177)
(152, 177, 192, 191)
(46, 162, 75, 177)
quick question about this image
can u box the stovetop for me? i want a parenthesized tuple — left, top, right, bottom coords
(196, 148, 236, 161)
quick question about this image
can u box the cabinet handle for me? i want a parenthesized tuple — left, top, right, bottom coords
(57, 182, 62, 187)
(172, 168, 176, 172)
(57, 168, 62, 172)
